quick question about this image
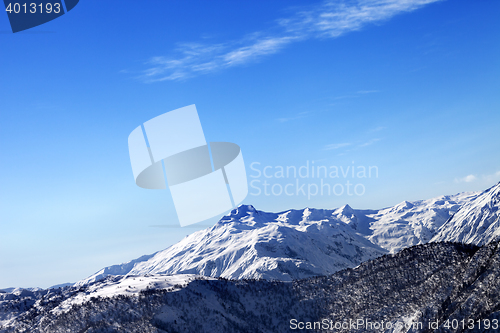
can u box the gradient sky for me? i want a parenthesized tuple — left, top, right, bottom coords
(1, 0, 499, 288)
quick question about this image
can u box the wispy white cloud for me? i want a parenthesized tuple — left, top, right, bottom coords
(139, 0, 442, 82)
(331, 94, 357, 100)
(358, 138, 381, 147)
(454, 171, 500, 185)
(223, 36, 296, 66)
(331, 89, 381, 101)
(357, 90, 380, 94)
(276, 111, 310, 123)
(324, 142, 352, 150)
(324, 137, 381, 151)
(369, 126, 386, 133)
(454, 174, 477, 183)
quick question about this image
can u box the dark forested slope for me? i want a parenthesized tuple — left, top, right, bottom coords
(2, 241, 500, 332)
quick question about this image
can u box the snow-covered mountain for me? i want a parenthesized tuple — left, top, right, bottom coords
(362, 191, 477, 253)
(77, 205, 387, 285)
(432, 182, 500, 245)
(76, 189, 479, 286)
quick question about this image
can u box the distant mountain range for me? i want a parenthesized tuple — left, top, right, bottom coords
(77, 205, 386, 285)
(76, 182, 499, 285)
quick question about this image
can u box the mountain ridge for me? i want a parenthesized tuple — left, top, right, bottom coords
(77, 204, 387, 285)
(76, 186, 488, 286)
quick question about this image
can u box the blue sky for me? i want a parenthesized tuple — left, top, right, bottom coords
(1, 0, 499, 288)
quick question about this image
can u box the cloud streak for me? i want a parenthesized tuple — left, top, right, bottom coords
(358, 138, 381, 147)
(454, 171, 500, 184)
(454, 174, 477, 183)
(324, 143, 352, 150)
(324, 137, 381, 151)
(140, 0, 442, 82)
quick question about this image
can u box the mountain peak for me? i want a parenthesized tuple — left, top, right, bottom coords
(393, 200, 414, 211)
(338, 204, 354, 214)
(235, 204, 256, 213)
(227, 204, 257, 217)
(217, 204, 264, 225)
(332, 204, 357, 229)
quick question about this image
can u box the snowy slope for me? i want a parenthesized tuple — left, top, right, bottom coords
(431, 182, 500, 245)
(55, 274, 207, 315)
(77, 189, 478, 286)
(77, 205, 387, 285)
(361, 191, 477, 253)
(0, 274, 208, 330)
